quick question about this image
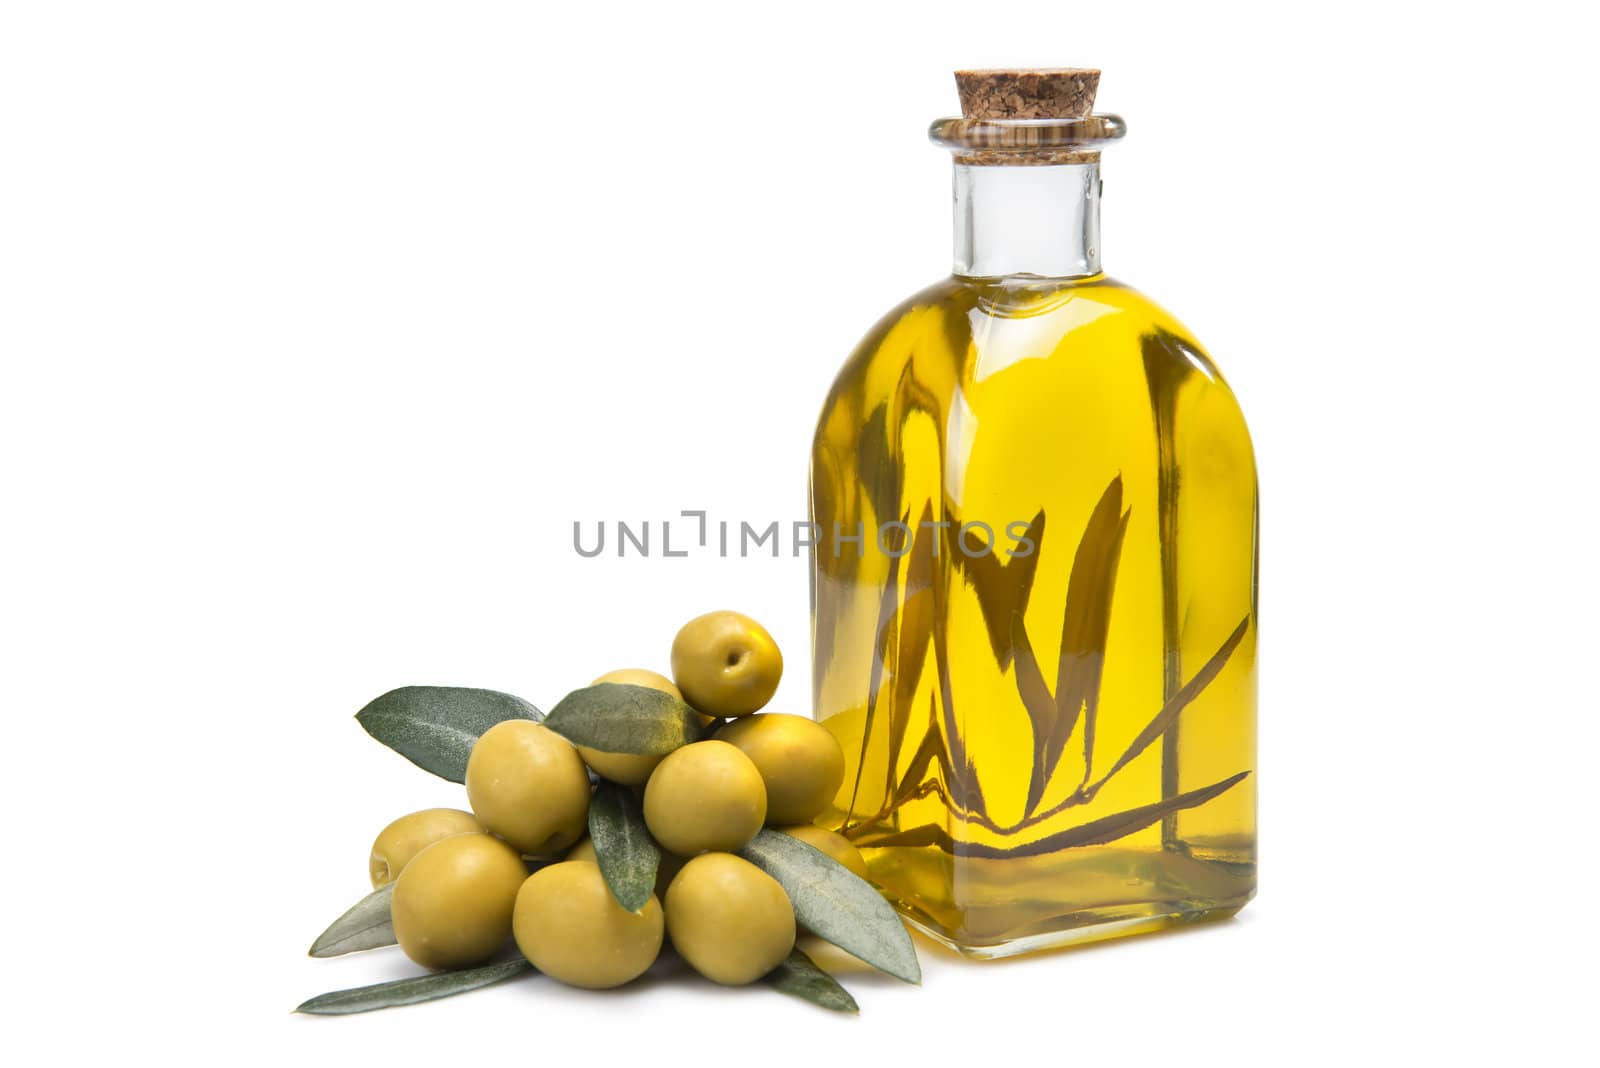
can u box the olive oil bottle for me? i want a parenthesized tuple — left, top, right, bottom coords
(810, 69, 1257, 958)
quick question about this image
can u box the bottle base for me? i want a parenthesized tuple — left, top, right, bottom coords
(903, 899, 1249, 960)
(864, 842, 1255, 960)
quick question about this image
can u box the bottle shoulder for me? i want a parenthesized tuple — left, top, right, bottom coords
(829, 273, 1234, 393)
(817, 272, 1253, 462)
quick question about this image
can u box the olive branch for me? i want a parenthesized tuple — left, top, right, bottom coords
(839, 473, 1251, 851)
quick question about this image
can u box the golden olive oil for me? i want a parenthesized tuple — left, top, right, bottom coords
(810, 273, 1257, 958)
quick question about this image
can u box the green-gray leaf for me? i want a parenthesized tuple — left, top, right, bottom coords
(764, 947, 860, 1014)
(294, 959, 533, 1016)
(1088, 615, 1250, 794)
(309, 883, 395, 958)
(356, 686, 543, 783)
(588, 780, 659, 913)
(544, 683, 703, 755)
(739, 829, 920, 984)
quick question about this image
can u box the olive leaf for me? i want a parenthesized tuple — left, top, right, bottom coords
(544, 683, 703, 756)
(1011, 612, 1057, 814)
(853, 770, 1251, 859)
(888, 695, 982, 822)
(1029, 770, 1251, 852)
(764, 947, 860, 1014)
(294, 958, 533, 1016)
(1044, 476, 1129, 799)
(588, 780, 659, 913)
(843, 823, 949, 850)
(1012, 476, 1129, 817)
(954, 507, 1047, 670)
(356, 686, 543, 783)
(888, 701, 946, 811)
(308, 883, 395, 958)
(738, 829, 920, 985)
(1087, 615, 1250, 795)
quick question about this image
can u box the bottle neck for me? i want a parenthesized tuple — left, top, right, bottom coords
(952, 160, 1101, 280)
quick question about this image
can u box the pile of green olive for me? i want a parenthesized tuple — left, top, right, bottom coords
(364, 610, 865, 990)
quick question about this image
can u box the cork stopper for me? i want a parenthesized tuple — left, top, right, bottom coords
(945, 68, 1108, 165)
(955, 68, 1100, 121)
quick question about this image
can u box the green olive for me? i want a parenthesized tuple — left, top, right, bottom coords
(576, 669, 680, 785)
(774, 824, 869, 880)
(368, 808, 483, 889)
(670, 610, 782, 717)
(513, 861, 664, 989)
(664, 853, 795, 985)
(642, 740, 766, 855)
(465, 721, 591, 855)
(391, 833, 527, 970)
(714, 714, 845, 825)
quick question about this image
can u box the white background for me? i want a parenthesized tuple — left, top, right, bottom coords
(2, 1, 1595, 1063)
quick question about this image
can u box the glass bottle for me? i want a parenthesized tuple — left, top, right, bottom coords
(809, 69, 1257, 958)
